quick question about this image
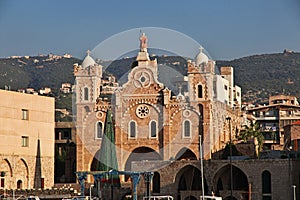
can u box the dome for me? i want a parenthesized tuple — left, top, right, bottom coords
(194, 47, 208, 66)
(82, 50, 96, 68)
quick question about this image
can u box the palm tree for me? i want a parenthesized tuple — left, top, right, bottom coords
(240, 121, 264, 158)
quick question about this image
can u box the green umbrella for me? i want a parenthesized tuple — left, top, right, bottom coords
(97, 109, 120, 187)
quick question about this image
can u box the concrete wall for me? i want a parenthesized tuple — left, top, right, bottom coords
(0, 90, 55, 189)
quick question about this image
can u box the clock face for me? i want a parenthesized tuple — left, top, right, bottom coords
(136, 104, 150, 118)
(133, 70, 151, 88)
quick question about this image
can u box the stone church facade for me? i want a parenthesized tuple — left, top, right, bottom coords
(74, 33, 242, 183)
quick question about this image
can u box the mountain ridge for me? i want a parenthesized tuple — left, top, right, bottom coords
(1, 52, 300, 104)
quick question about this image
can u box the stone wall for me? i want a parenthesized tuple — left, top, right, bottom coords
(132, 159, 300, 200)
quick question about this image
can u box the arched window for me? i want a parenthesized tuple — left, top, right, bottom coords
(152, 172, 160, 193)
(84, 87, 89, 101)
(262, 170, 272, 200)
(197, 85, 203, 98)
(183, 120, 191, 138)
(129, 121, 137, 138)
(149, 121, 157, 138)
(96, 121, 103, 139)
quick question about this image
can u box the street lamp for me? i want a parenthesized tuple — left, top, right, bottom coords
(292, 185, 296, 200)
(288, 146, 293, 200)
(89, 184, 94, 200)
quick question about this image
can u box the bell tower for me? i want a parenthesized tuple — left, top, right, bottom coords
(74, 50, 103, 171)
(74, 50, 102, 104)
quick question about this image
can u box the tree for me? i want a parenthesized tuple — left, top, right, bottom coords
(240, 121, 264, 157)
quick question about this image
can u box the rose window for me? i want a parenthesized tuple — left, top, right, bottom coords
(136, 104, 150, 118)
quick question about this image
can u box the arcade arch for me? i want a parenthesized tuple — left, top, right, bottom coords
(175, 165, 208, 200)
(124, 147, 161, 180)
(213, 164, 248, 199)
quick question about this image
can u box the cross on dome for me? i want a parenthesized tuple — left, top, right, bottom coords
(82, 49, 96, 68)
(86, 50, 91, 56)
(199, 46, 204, 53)
(194, 46, 208, 66)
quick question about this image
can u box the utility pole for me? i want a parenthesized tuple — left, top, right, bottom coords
(199, 135, 205, 200)
(226, 117, 233, 199)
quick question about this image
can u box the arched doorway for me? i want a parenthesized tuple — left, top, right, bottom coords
(17, 180, 22, 189)
(15, 159, 29, 188)
(214, 164, 248, 199)
(175, 165, 208, 200)
(124, 147, 161, 181)
(175, 148, 197, 160)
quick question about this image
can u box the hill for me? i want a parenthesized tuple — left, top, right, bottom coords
(0, 55, 81, 92)
(216, 51, 300, 104)
(1, 51, 300, 105)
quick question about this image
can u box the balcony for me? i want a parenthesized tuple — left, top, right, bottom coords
(255, 116, 278, 120)
(262, 132, 279, 143)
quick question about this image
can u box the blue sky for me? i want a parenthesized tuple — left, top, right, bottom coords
(0, 0, 299, 60)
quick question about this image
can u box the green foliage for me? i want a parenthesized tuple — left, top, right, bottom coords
(55, 111, 73, 122)
(217, 52, 300, 104)
(240, 121, 264, 152)
(2, 52, 300, 108)
(55, 146, 66, 181)
(55, 92, 73, 111)
(0, 56, 81, 91)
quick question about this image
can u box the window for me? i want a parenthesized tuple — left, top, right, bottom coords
(152, 172, 160, 193)
(96, 121, 103, 139)
(262, 170, 272, 200)
(0, 178, 4, 188)
(197, 85, 203, 98)
(84, 87, 89, 101)
(55, 131, 60, 140)
(21, 136, 29, 147)
(224, 85, 228, 90)
(55, 129, 71, 140)
(149, 121, 157, 138)
(22, 109, 29, 120)
(62, 130, 71, 140)
(129, 121, 137, 138)
(183, 120, 191, 138)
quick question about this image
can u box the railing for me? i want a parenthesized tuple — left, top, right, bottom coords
(143, 196, 174, 200)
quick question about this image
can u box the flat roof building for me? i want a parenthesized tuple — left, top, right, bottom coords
(0, 89, 55, 189)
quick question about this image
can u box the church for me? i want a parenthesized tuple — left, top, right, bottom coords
(73, 33, 242, 183)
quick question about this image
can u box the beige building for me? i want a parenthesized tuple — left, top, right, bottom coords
(0, 89, 55, 189)
(74, 34, 242, 183)
(247, 94, 300, 150)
